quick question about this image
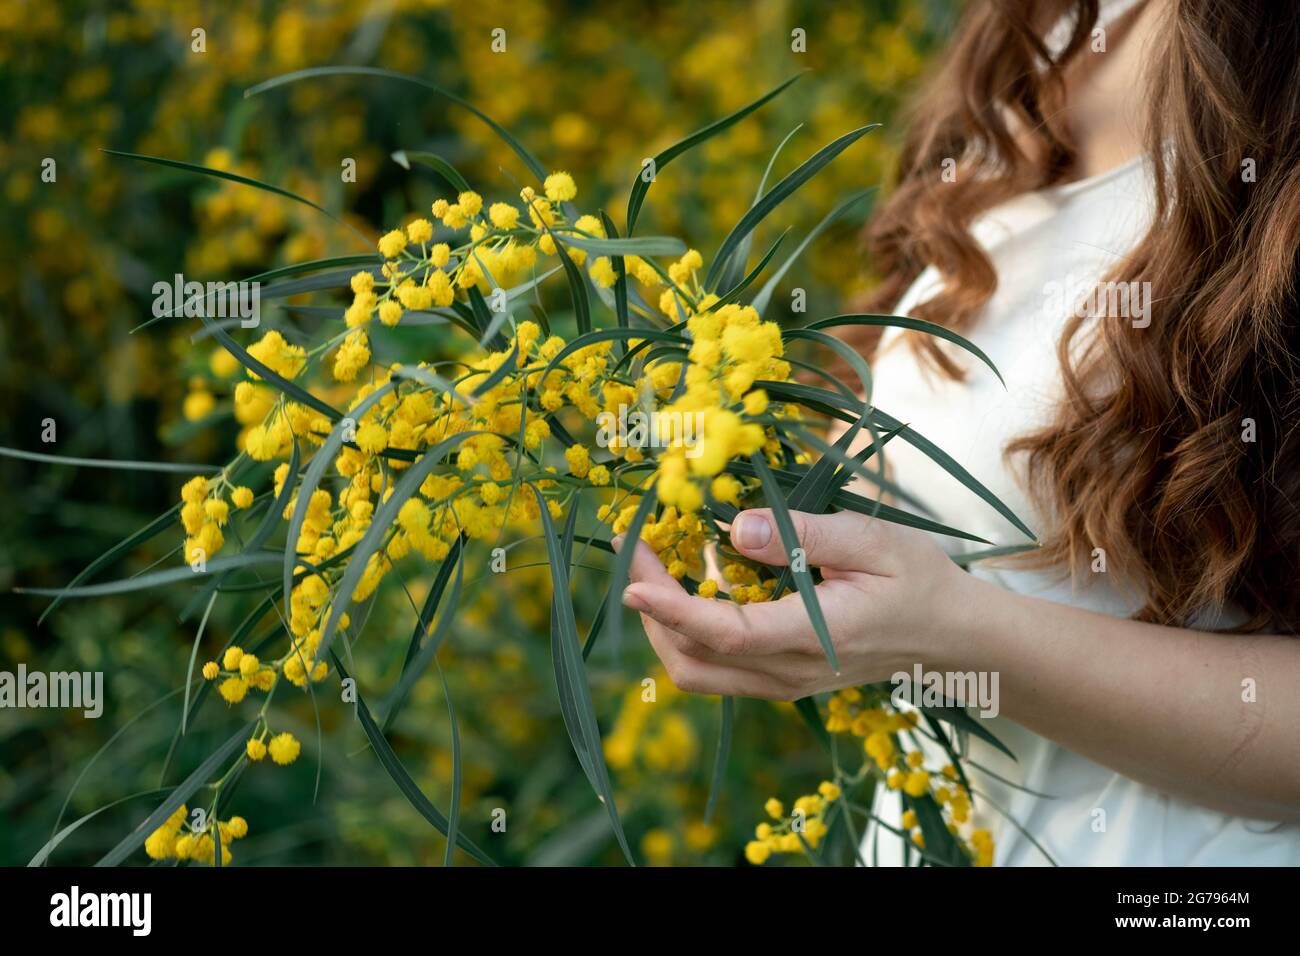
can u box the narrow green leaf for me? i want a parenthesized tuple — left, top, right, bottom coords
(951, 543, 1039, 566)
(197, 308, 344, 423)
(602, 485, 658, 659)
(180, 592, 217, 736)
(0, 446, 219, 475)
(872, 407, 1037, 541)
(715, 124, 802, 293)
(285, 383, 396, 625)
(554, 234, 686, 258)
(598, 212, 630, 346)
(102, 148, 343, 226)
(831, 490, 993, 543)
(540, 327, 685, 383)
(703, 696, 734, 824)
(382, 542, 463, 729)
(392, 150, 472, 193)
(792, 696, 831, 752)
(336, 654, 497, 866)
(549, 226, 591, 335)
(436, 660, 462, 868)
(749, 453, 840, 672)
(35, 504, 180, 625)
(782, 327, 873, 403)
(312, 431, 483, 669)
(705, 124, 879, 290)
(96, 719, 256, 867)
(751, 190, 874, 315)
(246, 67, 547, 181)
(919, 705, 1017, 761)
(132, 255, 380, 334)
(29, 788, 171, 867)
(531, 484, 635, 866)
(712, 229, 789, 309)
(18, 553, 282, 599)
(384, 536, 464, 732)
(807, 314, 1005, 387)
(626, 73, 805, 233)
(903, 793, 970, 867)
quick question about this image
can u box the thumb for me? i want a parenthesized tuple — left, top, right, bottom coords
(729, 508, 876, 571)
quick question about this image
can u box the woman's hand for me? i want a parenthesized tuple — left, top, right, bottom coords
(616, 508, 980, 700)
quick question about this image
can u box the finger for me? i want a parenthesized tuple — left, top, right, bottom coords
(624, 580, 819, 656)
(613, 536, 678, 588)
(639, 619, 799, 700)
(728, 507, 885, 572)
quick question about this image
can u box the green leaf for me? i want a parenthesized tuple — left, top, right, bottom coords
(599, 212, 631, 350)
(705, 124, 879, 290)
(18, 552, 282, 599)
(807, 314, 1005, 387)
(96, 719, 256, 867)
(792, 696, 831, 752)
(284, 383, 396, 626)
(29, 788, 171, 867)
(903, 793, 970, 867)
(471, 344, 519, 396)
(919, 705, 1017, 762)
(180, 593, 217, 736)
(436, 660, 462, 868)
(133, 255, 380, 333)
(751, 190, 874, 315)
(922, 712, 976, 800)
(0, 446, 219, 475)
(531, 484, 635, 865)
(385, 536, 463, 731)
(540, 327, 685, 383)
(336, 653, 498, 866)
(750, 382, 1037, 542)
(554, 234, 686, 258)
(391, 150, 472, 193)
(871, 407, 1037, 542)
(749, 453, 840, 672)
(548, 225, 591, 335)
(196, 308, 345, 423)
(712, 229, 789, 309)
(382, 540, 464, 731)
(626, 73, 805, 234)
(600, 485, 658, 660)
(246, 66, 547, 182)
(311, 430, 483, 669)
(34, 504, 179, 625)
(704, 696, 734, 824)
(788, 422, 904, 503)
(830, 490, 993, 544)
(390, 365, 475, 409)
(951, 543, 1039, 567)
(715, 124, 802, 293)
(782, 326, 874, 402)
(102, 148, 345, 228)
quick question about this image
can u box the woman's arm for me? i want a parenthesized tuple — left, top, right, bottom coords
(617, 507, 1300, 822)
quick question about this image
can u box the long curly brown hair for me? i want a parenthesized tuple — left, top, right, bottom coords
(857, 0, 1299, 631)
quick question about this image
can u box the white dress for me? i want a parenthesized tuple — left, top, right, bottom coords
(863, 148, 1300, 865)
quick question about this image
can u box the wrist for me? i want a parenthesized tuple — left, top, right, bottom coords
(932, 564, 1020, 674)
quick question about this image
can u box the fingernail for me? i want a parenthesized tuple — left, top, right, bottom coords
(622, 588, 648, 612)
(611, 534, 625, 552)
(733, 513, 772, 550)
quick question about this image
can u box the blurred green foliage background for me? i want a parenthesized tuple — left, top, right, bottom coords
(0, 0, 953, 866)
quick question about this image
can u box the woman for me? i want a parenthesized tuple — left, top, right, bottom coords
(616, 0, 1300, 865)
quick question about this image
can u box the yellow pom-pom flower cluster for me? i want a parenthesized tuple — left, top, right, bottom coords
(144, 148, 1007, 867)
(143, 803, 251, 867)
(744, 782, 839, 865)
